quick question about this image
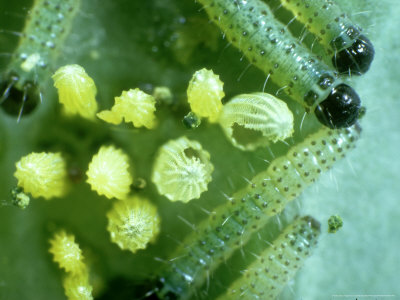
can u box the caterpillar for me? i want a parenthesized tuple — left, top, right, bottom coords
(156, 124, 361, 299)
(277, 0, 375, 75)
(217, 216, 321, 300)
(196, 0, 361, 129)
(0, 0, 80, 119)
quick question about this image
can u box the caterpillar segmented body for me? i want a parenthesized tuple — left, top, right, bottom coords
(4, 0, 80, 89)
(197, 0, 361, 128)
(1, 0, 80, 118)
(278, 0, 375, 75)
(218, 216, 321, 300)
(157, 124, 361, 299)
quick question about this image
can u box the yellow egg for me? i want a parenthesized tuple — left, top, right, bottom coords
(86, 145, 133, 200)
(49, 231, 85, 274)
(187, 68, 224, 123)
(52, 64, 98, 120)
(14, 152, 68, 199)
(97, 88, 157, 129)
(63, 272, 93, 300)
(107, 196, 160, 253)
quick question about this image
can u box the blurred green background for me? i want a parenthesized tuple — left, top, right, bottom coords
(0, 0, 399, 299)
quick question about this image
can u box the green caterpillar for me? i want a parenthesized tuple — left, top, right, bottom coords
(278, 0, 375, 75)
(217, 216, 320, 299)
(0, 0, 80, 118)
(196, 0, 360, 129)
(156, 124, 361, 299)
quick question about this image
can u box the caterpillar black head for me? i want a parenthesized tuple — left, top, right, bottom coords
(332, 35, 375, 75)
(314, 84, 361, 129)
(0, 75, 39, 120)
(155, 277, 179, 300)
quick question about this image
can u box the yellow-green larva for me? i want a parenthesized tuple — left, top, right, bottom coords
(218, 92, 294, 151)
(196, 0, 361, 129)
(278, 0, 375, 75)
(156, 124, 361, 299)
(0, 0, 80, 118)
(218, 216, 320, 300)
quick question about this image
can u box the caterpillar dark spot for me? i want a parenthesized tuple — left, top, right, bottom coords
(156, 124, 361, 299)
(0, 0, 80, 119)
(219, 216, 321, 300)
(279, 0, 375, 75)
(196, 0, 361, 128)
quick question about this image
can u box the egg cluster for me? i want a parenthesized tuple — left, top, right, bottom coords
(49, 231, 93, 300)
